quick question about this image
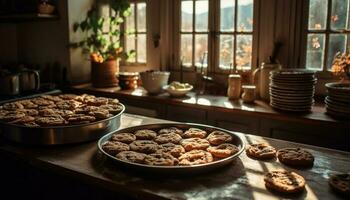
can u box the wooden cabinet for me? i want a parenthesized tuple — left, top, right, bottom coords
(165, 105, 207, 124)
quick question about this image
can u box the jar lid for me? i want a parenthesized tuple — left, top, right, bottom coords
(228, 74, 241, 78)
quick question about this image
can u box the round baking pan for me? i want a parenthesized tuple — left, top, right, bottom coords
(98, 123, 245, 174)
(0, 104, 125, 145)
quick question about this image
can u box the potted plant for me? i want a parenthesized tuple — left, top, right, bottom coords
(70, 0, 135, 88)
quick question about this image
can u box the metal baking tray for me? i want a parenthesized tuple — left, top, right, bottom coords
(98, 123, 245, 174)
(0, 100, 125, 145)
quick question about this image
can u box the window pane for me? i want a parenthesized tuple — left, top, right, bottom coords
(219, 35, 234, 69)
(137, 3, 147, 32)
(195, 0, 208, 31)
(137, 34, 147, 63)
(195, 34, 208, 67)
(306, 34, 325, 70)
(181, 34, 193, 67)
(126, 34, 136, 62)
(236, 35, 252, 70)
(327, 34, 347, 70)
(237, 0, 253, 32)
(126, 3, 135, 33)
(331, 0, 349, 30)
(220, 0, 235, 31)
(181, 1, 193, 32)
(308, 0, 328, 30)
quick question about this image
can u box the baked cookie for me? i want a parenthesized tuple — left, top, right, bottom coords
(75, 94, 95, 103)
(158, 127, 184, 136)
(264, 170, 306, 194)
(180, 138, 210, 151)
(100, 104, 123, 114)
(207, 143, 239, 158)
(54, 110, 75, 119)
(246, 143, 277, 159)
(35, 116, 66, 126)
(129, 140, 158, 154)
(183, 128, 207, 139)
(207, 131, 232, 145)
(89, 109, 111, 119)
(17, 100, 38, 109)
(31, 98, 54, 106)
(17, 109, 39, 116)
(102, 141, 130, 156)
(9, 116, 35, 124)
(108, 98, 119, 105)
(0, 111, 25, 122)
(144, 152, 178, 166)
(329, 174, 350, 197)
(40, 95, 63, 102)
(86, 97, 109, 106)
(66, 114, 96, 124)
(157, 143, 185, 158)
(39, 108, 58, 117)
(178, 150, 213, 166)
(23, 122, 40, 128)
(277, 148, 314, 167)
(111, 133, 136, 144)
(116, 151, 147, 164)
(58, 94, 78, 100)
(154, 133, 182, 144)
(75, 106, 99, 114)
(3, 102, 24, 110)
(134, 129, 157, 140)
(56, 100, 81, 110)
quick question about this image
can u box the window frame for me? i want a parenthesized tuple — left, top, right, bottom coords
(173, 0, 259, 74)
(302, 0, 350, 73)
(121, 0, 148, 67)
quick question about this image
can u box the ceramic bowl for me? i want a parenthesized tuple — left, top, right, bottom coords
(163, 84, 193, 97)
(140, 71, 170, 94)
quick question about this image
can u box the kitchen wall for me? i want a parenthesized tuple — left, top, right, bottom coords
(0, 24, 17, 64)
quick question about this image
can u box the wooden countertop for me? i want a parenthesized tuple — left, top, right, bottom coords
(0, 113, 349, 200)
(70, 84, 348, 125)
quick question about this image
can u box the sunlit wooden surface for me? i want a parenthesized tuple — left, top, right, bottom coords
(0, 113, 349, 199)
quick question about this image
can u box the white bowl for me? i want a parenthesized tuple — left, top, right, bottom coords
(163, 84, 193, 97)
(140, 71, 170, 94)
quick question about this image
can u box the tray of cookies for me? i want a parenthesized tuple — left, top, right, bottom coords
(98, 123, 245, 173)
(0, 93, 125, 145)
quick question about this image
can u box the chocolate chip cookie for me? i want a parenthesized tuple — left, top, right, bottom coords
(277, 148, 314, 167)
(246, 143, 277, 159)
(207, 143, 239, 158)
(56, 100, 81, 110)
(35, 116, 66, 126)
(329, 173, 350, 197)
(89, 109, 111, 119)
(183, 128, 207, 139)
(116, 151, 147, 164)
(129, 140, 158, 154)
(102, 141, 130, 156)
(111, 133, 136, 144)
(86, 97, 109, 106)
(181, 138, 210, 151)
(158, 127, 184, 136)
(66, 114, 96, 124)
(264, 170, 306, 194)
(179, 150, 213, 166)
(157, 143, 185, 158)
(3, 102, 24, 110)
(134, 129, 157, 140)
(144, 152, 178, 166)
(154, 132, 182, 144)
(100, 104, 123, 114)
(0, 111, 26, 122)
(207, 131, 232, 145)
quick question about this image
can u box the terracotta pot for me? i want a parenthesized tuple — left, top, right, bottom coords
(91, 60, 119, 88)
(116, 72, 139, 90)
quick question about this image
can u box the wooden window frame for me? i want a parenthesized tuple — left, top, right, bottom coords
(172, 0, 259, 74)
(121, 0, 147, 67)
(302, 0, 350, 73)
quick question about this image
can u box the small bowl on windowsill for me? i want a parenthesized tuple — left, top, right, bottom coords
(163, 82, 193, 97)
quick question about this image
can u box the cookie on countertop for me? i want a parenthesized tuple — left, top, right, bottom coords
(246, 143, 277, 159)
(207, 130, 232, 145)
(277, 148, 314, 167)
(207, 143, 239, 158)
(264, 170, 306, 194)
(329, 173, 350, 197)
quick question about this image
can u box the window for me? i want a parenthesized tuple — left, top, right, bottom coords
(306, 0, 350, 71)
(125, 1, 147, 64)
(179, 0, 255, 71)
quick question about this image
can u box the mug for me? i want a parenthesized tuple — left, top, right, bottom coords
(0, 73, 20, 95)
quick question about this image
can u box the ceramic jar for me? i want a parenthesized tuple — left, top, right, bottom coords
(242, 85, 256, 103)
(253, 63, 281, 101)
(227, 74, 241, 100)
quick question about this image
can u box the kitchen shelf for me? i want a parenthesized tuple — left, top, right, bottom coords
(0, 13, 59, 23)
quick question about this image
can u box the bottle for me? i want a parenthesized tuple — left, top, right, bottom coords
(227, 74, 241, 100)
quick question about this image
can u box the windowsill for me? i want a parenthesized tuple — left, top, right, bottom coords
(70, 84, 348, 125)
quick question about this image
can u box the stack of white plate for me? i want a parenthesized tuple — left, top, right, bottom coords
(269, 69, 316, 112)
(325, 82, 350, 118)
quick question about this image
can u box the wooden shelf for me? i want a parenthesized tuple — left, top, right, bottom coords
(0, 13, 59, 23)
